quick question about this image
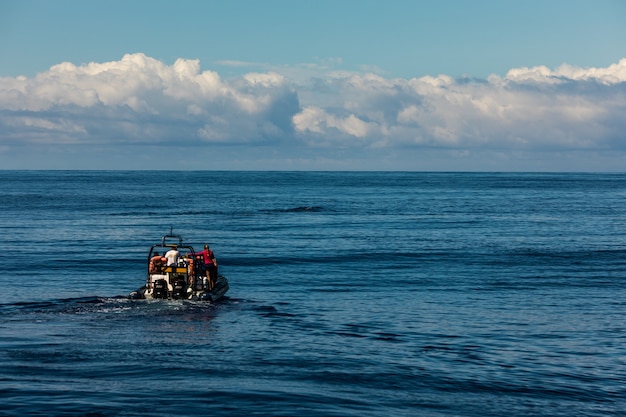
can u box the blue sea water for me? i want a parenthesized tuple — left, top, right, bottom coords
(0, 171, 625, 416)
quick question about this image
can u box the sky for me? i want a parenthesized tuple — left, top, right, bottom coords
(1, 0, 626, 171)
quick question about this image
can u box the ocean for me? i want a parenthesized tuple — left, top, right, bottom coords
(0, 171, 624, 416)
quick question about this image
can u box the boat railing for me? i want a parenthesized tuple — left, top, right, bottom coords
(161, 233, 183, 247)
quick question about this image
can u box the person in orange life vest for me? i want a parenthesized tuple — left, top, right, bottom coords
(199, 244, 218, 291)
(186, 254, 196, 290)
(149, 252, 166, 274)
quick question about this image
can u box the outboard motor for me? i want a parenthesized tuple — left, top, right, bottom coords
(172, 280, 186, 299)
(153, 279, 168, 299)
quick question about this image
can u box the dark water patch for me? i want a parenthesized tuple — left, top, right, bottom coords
(108, 211, 162, 216)
(252, 304, 297, 318)
(372, 332, 404, 342)
(261, 206, 327, 214)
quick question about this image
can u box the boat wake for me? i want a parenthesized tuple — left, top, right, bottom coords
(0, 294, 229, 320)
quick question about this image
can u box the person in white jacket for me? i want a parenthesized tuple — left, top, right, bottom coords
(164, 246, 180, 266)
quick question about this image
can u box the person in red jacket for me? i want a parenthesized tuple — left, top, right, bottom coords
(199, 244, 218, 291)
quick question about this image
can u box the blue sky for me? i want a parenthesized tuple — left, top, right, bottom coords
(1, 0, 626, 170)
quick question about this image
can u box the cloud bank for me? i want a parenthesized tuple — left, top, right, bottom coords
(1, 53, 625, 169)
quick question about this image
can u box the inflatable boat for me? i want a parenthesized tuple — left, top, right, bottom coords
(129, 231, 229, 301)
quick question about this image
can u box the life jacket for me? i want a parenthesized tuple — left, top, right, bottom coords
(149, 256, 166, 273)
(187, 257, 195, 276)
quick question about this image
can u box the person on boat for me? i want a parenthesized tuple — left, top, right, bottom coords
(164, 245, 180, 266)
(198, 244, 218, 291)
(185, 254, 196, 291)
(149, 252, 166, 274)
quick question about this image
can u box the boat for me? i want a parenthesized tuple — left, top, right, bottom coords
(129, 231, 229, 301)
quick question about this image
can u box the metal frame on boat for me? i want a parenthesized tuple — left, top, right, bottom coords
(129, 231, 229, 301)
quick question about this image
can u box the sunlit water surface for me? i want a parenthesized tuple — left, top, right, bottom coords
(0, 171, 625, 416)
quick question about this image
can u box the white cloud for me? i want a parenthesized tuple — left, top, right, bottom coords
(1, 53, 625, 167)
(0, 53, 299, 145)
(294, 59, 626, 152)
(504, 58, 626, 84)
(293, 107, 376, 140)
